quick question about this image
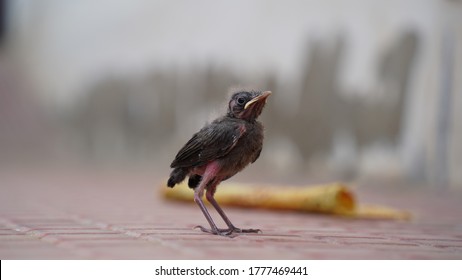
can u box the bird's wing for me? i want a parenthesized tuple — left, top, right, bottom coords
(170, 120, 245, 168)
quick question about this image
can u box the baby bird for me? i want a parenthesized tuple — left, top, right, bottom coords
(167, 90, 271, 236)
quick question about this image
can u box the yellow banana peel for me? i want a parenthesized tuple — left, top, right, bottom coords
(162, 181, 411, 220)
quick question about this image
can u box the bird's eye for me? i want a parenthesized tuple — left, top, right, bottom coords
(237, 97, 246, 105)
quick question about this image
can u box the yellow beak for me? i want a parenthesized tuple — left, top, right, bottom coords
(244, 91, 272, 110)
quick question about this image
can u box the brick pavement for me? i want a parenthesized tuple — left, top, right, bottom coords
(1, 166, 461, 259)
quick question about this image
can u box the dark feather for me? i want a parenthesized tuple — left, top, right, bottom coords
(170, 117, 245, 168)
(188, 174, 202, 189)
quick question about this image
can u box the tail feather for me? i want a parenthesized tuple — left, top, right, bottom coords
(167, 168, 187, 188)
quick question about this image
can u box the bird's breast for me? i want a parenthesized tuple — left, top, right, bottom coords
(216, 121, 264, 176)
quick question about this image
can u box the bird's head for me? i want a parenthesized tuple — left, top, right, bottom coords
(227, 90, 271, 121)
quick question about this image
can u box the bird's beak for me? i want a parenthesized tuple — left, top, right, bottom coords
(244, 91, 272, 110)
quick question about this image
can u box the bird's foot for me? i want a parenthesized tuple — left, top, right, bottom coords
(194, 225, 234, 236)
(229, 227, 262, 234)
(194, 225, 262, 237)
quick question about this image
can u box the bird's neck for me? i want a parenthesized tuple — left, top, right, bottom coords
(226, 115, 257, 124)
(226, 111, 258, 123)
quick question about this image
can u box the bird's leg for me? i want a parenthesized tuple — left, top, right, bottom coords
(193, 184, 220, 234)
(205, 184, 262, 235)
(192, 161, 260, 236)
(192, 162, 230, 236)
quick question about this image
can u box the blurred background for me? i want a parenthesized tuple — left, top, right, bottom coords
(1, 0, 461, 188)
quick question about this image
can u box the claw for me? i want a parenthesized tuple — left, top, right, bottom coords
(233, 228, 262, 234)
(194, 225, 234, 236)
(194, 225, 262, 236)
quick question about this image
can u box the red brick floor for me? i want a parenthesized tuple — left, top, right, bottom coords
(1, 166, 461, 259)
